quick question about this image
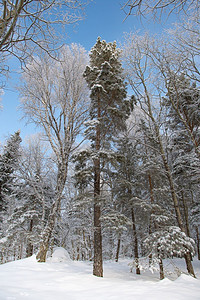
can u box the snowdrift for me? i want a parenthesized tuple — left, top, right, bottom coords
(0, 253, 199, 300)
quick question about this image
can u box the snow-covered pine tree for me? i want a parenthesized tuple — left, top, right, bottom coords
(0, 137, 55, 262)
(0, 131, 22, 262)
(165, 74, 200, 148)
(0, 131, 21, 209)
(3, 174, 55, 261)
(0, 131, 22, 231)
(83, 37, 132, 277)
(143, 226, 196, 278)
(125, 115, 174, 278)
(111, 134, 141, 273)
(164, 74, 200, 262)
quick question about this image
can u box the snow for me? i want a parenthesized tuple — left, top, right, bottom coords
(47, 247, 71, 263)
(0, 254, 200, 300)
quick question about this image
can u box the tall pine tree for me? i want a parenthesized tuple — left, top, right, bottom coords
(84, 37, 132, 277)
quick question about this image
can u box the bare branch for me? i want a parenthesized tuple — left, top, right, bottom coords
(121, 0, 199, 20)
(0, 0, 89, 79)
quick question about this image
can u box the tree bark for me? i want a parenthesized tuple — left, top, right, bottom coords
(196, 227, 200, 260)
(145, 90, 195, 277)
(131, 207, 140, 274)
(93, 93, 103, 277)
(148, 173, 154, 266)
(154, 124, 195, 277)
(36, 210, 57, 262)
(36, 170, 66, 262)
(181, 191, 190, 237)
(115, 238, 121, 262)
(159, 257, 164, 280)
(26, 219, 33, 257)
(93, 202, 103, 277)
(18, 244, 23, 260)
(93, 155, 103, 276)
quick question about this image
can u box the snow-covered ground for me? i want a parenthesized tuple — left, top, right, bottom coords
(0, 249, 200, 300)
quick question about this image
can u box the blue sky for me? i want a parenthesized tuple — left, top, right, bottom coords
(0, 0, 175, 145)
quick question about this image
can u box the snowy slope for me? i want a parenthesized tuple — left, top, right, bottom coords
(0, 254, 200, 300)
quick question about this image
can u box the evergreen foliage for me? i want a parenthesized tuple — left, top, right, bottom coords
(144, 226, 196, 259)
(1, 25, 200, 281)
(84, 37, 132, 144)
(0, 131, 21, 214)
(83, 37, 132, 277)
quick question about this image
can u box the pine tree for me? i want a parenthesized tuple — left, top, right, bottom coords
(143, 226, 195, 278)
(164, 74, 200, 264)
(83, 37, 132, 277)
(0, 131, 22, 229)
(0, 137, 55, 263)
(112, 135, 141, 273)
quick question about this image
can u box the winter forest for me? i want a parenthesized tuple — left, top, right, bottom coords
(0, 0, 200, 293)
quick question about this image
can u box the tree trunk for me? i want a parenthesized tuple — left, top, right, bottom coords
(88, 235, 92, 261)
(36, 194, 62, 262)
(76, 246, 80, 261)
(26, 219, 33, 257)
(18, 244, 23, 260)
(93, 203, 103, 277)
(93, 156, 103, 276)
(131, 207, 140, 274)
(148, 173, 153, 267)
(82, 230, 86, 260)
(72, 240, 75, 261)
(155, 126, 195, 277)
(93, 93, 103, 277)
(196, 227, 200, 260)
(139, 67, 195, 277)
(36, 166, 67, 262)
(115, 238, 121, 262)
(159, 257, 164, 280)
(181, 191, 190, 237)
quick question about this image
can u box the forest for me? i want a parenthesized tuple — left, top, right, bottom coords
(0, 0, 200, 282)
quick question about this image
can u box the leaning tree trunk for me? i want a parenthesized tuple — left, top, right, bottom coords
(36, 167, 67, 262)
(196, 227, 200, 260)
(36, 193, 64, 262)
(145, 89, 195, 277)
(115, 238, 121, 262)
(155, 126, 195, 277)
(141, 86, 195, 276)
(36, 210, 57, 262)
(181, 191, 190, 238)
(148, 174, 164, 279)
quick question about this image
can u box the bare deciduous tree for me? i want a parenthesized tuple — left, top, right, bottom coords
(122, 32, 196, 277)
(19, 43, 89, 261)
(0, 0, 87, 53)
(0, 0, 88, 85)
(121, 0, 199, 20)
